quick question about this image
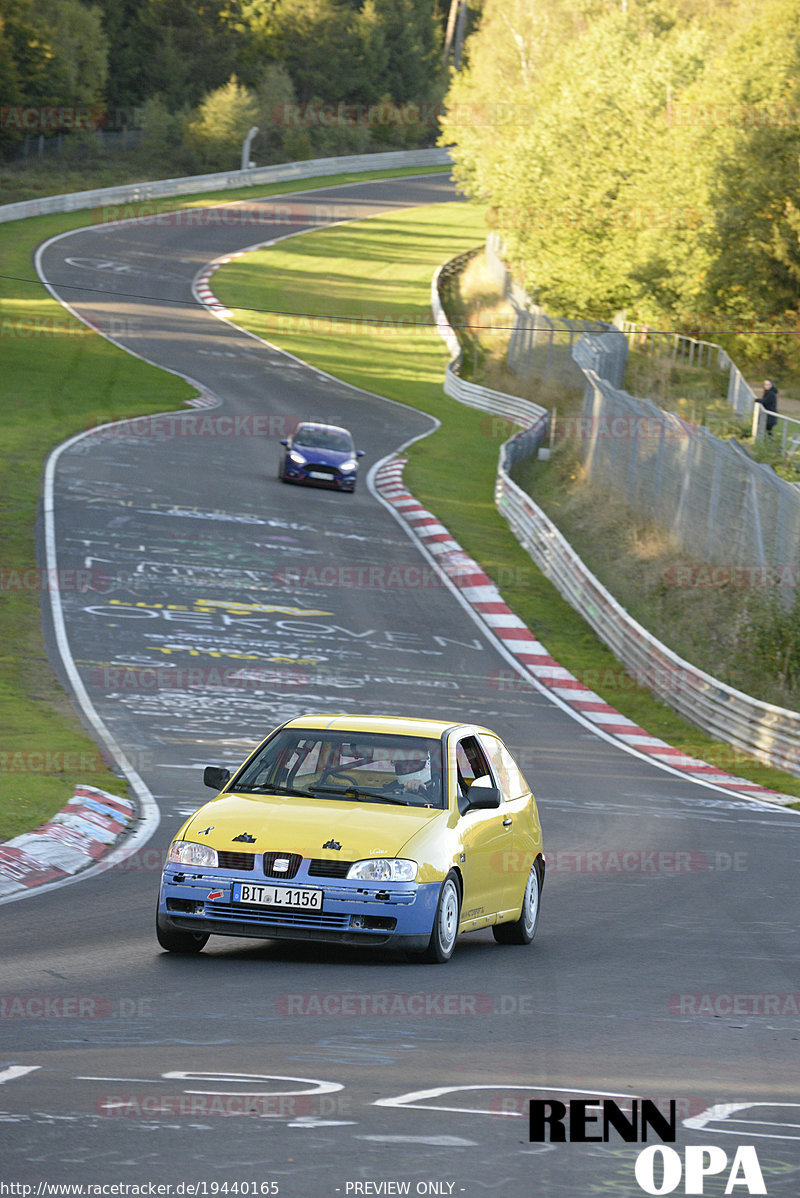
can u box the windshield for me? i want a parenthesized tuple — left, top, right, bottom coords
(294, 427, 353, 452)
(233, 729, 445, 808)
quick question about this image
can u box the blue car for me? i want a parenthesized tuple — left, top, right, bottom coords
(279, 422, 363, 492)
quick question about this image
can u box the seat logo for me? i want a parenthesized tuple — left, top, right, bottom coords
(322, 839, 342, 851)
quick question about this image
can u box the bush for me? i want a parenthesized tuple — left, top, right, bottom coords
(184, 76, 258, 172)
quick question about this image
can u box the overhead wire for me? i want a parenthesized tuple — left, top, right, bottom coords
(1, 271, 798, 338)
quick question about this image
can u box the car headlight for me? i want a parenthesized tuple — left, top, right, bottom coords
(340, 458, 357, 471)
(288, 450, 306, 465)
(347, 858, 417, 882)
(167, 840, 218, 868)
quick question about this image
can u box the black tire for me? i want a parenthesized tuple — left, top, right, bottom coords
(413, 871, 461, 964)
(156, 912, 208, 954)
(493, 858, 542, 945)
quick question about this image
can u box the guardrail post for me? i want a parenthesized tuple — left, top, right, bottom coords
(752, 401, 766, 440)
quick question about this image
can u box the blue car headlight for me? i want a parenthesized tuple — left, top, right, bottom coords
(347, 858, 418, 882)
(340, 458, 357, 472)
(288, 450, 307, 465)
(167, 840, 219, 868)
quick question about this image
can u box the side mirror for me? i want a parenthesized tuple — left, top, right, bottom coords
(356, 450, 365, 457)
(203, 765, 231, 790)
(279, 439, 289, 447)
(466, 778, 501, 810)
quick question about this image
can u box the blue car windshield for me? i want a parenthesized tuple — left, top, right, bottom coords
(234, 730, 445, 808)
(294, 428, 353, 452)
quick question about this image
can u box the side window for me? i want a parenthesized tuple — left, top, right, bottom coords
(454, 736, 493, 810)
(478, 735, 530, 801)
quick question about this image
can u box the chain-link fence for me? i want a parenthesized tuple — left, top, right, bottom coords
(572, 336, 800, 587)
(617, 319, 756, 419)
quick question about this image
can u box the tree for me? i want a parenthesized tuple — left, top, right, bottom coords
(184, 74, 258, 170)
(37, 0, 108, 105)
(96, 0, 246, 110)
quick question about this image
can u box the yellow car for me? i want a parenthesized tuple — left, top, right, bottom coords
(156, 714, 544, 963)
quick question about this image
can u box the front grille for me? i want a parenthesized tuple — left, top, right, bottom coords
(263, 851, 302, 879)
(308, 859, 353, 878)
(208, 901, 350, 930)
(217, 851, 255, 871)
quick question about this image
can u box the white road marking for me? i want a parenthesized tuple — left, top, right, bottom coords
(375, 1083, 637, 1117)
(355, 1135, 476, 1146)
(0, 1065, 40, 1085)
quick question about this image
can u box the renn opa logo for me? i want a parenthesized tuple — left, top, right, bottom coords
(529, 1099, 765, 1195)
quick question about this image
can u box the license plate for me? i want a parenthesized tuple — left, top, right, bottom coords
(308, 471, 330, 480)
(234, 883, 323, 910)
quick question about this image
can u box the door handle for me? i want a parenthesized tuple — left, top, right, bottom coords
(502, 818, 513, 828)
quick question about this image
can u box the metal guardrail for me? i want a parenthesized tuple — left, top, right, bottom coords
(431, 263, 548, 431)
(0, 148, 452, 223)
(432, 256, 800, 780)
(496, 450, 800, 776)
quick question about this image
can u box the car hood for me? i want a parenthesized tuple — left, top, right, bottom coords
(181, 791, 443, 860)
(295, 445, 353, 466)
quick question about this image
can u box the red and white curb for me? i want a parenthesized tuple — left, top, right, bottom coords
(0, 786, 134, 899)
(375, 457, 796, 807)
(195, 257, 238, 317)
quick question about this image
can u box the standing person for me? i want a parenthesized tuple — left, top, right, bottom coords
(759, 378, 779, 434)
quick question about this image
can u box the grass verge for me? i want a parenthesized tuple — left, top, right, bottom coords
(0, 164, 449, 842)
(213, 208, 800, 802)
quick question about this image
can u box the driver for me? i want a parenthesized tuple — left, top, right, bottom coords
(393, 753, 431, 792)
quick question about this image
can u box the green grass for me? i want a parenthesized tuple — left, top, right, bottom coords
(213, 206, 800, 803)
(0, 165, 449, 842)
(0, 216, 194, 840)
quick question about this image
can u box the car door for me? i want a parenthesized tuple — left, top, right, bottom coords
(477, 733, 539, 915)
(452, 733, 512, 926)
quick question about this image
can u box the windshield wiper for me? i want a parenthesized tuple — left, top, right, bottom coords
(241, 783, 317, 798)
(309, 785, 411, 806)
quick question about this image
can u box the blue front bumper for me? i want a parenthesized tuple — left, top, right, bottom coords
(282, 462, 357, 489)
(158, 863, 440, 951)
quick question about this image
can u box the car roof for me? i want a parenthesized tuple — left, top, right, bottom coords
(294, 422, 351, 436)
(282, 713, 469, 739)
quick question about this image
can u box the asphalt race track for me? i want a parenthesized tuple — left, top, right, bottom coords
(1, 175, 798, 1197)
